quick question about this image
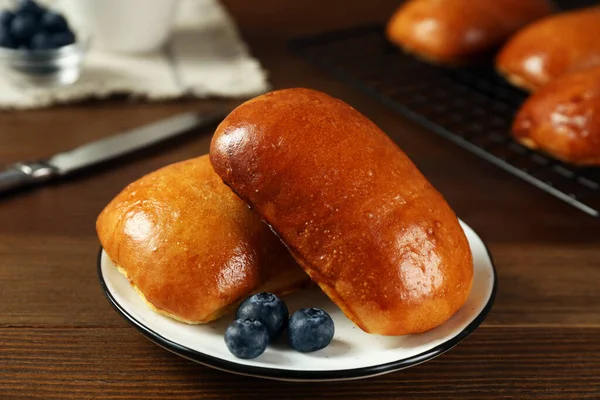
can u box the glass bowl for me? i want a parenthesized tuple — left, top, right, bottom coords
(0, 35, 88, 87)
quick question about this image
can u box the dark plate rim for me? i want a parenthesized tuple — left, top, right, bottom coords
(97, 232, 497, 381)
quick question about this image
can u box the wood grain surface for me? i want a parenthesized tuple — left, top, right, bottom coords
(1, 1, 599, 399)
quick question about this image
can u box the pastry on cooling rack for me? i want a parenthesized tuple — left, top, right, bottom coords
(513, 66, 600, 166)
(96, 155, 310, 324)
(497, 7, 600, 92)
(386, 0, 554, 64)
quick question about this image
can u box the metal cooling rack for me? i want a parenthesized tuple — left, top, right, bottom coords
(289, 25, 600, 217)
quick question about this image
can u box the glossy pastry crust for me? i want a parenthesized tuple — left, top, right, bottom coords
(497, 7, 600, 92)
(386, 0, 554, 64)
(513, 67, 600, 166)
(210, 88, 474, 336)
(96, 155, 309, 324)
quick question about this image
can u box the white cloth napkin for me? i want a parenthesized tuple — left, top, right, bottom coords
(0, 0, 270, 109)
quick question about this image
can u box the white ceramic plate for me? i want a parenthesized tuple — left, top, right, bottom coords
(98, 220, 496, 382)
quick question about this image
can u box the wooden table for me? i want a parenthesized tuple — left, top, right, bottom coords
(1, 1, 599, 399)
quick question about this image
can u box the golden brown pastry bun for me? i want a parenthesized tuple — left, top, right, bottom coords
(210, 88, 474, 336)
(497, 7, 600, 92)
(386, 0, 554, 64)
(96, 155, 309, 324)
(513, 66, 600, 166)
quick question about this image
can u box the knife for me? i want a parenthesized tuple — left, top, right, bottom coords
(0, 110, 227, 195)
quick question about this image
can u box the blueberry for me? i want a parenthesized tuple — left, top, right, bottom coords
(15, 0, 45, 17)
(10, 13, 37, 44)
(0, 10, 15, 29)
(236, 292, 289, 340)
(224, 319, 269, 359)
(0, 26, 15, 48)
(30, 32, 52, 50)
(41, 11, 68, 33)
(50, 30, 75, 48)
(288, 308, 334, 353)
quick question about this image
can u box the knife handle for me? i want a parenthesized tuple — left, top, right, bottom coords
(0, 162, 58, 195)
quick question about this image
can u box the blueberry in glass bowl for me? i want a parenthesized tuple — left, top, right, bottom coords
(0, 0, 87, 86)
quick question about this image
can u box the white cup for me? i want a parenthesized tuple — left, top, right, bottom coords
(57, 0, 180, 53)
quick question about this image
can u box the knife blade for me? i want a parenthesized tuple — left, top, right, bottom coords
(0, 110, 227, 195)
